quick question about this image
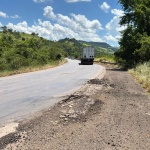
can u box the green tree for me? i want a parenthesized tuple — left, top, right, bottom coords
(13, 31, 21, 39)
(135, 34, 150, 62)
(1, 26, 8, 33)
(115, 0, 150, 68)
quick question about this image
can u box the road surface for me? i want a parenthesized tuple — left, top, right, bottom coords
(0, 59, 104, 126)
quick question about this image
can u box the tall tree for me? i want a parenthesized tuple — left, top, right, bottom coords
(1, 26, 8, 33)
(115, 0, 150, 68)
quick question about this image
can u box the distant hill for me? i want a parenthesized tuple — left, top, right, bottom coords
(79, 41, 119, 52)
(58, 38, 118, 58)
(58, 38, 83, 59)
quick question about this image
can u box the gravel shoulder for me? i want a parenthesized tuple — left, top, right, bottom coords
(0, 64, 150, 150)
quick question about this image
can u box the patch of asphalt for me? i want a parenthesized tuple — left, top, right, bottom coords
(0, 69, 106, 149)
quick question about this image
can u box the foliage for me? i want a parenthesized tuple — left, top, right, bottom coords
(115, 0, 150, 68)
(95, 53, 115, 63)
(129, 61, 150, 92)
(0, 27, 66, 71)
(58, 38, 83, 59)
(59, 38, 117, 59)
(0, 27, 117, 74)
(136, 34, 150, 62)
(81, 41, 118, 52)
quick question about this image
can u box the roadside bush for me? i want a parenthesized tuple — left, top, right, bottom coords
(129, 62, 150, 92)
(0, 58, 7, 70)
(56, 53, 62, 60)
(9, 55, 25, 70)
(96, 54, 115, 63)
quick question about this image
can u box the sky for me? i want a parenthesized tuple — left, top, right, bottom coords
(0, 0, 125, 46)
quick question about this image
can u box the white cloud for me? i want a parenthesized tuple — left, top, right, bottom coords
(53, 24, 78, 39)
(5, 6, 103, 43)
(105, 16, 118, 31)
(100, 2, 110, 12)
(38, 19, 53, 30)
(116, 25, 126, 32)
(65, 0, 91, 2)
(104, 9, 126, 44)
(11, 15, 21, 19)
(43, 6, 56, 20)
(17, 21, 28, 28)
(0, 11, 8, 18)
(7, 21, 31, 34)
(33, 0, 53, 3)
(111, 9, 124, 17)
(104, 16, 121, 42)
(42, 6, 103, 42)
(0, 11, 20, 19)
(71, 14, 102, 30)
(104, 34, 118, 42)
(56, 13, 103, 41)
(57, 14, 79, 31)
(33, 0, 45, 2)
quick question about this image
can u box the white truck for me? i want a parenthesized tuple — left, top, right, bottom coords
(81, 46, 94, 65)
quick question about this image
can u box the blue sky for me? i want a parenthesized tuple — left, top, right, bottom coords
(0, 0, 125, 46)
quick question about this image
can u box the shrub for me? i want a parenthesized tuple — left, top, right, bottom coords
(129, 62, 150, 92)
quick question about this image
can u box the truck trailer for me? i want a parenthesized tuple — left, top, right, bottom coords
(81, 46, 94, 65)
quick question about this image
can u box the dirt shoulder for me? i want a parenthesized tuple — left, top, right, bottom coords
(0, 64, 150, 150)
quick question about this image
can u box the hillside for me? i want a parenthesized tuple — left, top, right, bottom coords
(79, 41, 118, 53)
(59, 38, 118, 58)
(58, 38, 83, 59)
(0, 30, 67, 71)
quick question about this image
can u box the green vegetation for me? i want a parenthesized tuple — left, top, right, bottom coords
(95, 54, 115, 63)
(0, 59, 67, 77)
(129, 62, 150, 92)
(114, 0, 150, 93)
(0, 27, 117, 76)
(80, 41, 118, 52)
(0, 27, 67, 76)
(59, 38, 117, 59)
(58, 38, 83, 59)
(115, 0, 150, 68)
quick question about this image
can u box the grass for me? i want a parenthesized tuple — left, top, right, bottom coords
(95, 55, 116, 64)
(0, 59, 67, 77)
(129, 62, 150, 93)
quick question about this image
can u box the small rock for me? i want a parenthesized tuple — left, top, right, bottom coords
(59, 115, 65, 118)
(65, 114, 70, 117)
(64, 118, 68, 121)
(69, 114, 78, 118)
(60, 109, 67, 113)
(68, 109, 75, 114)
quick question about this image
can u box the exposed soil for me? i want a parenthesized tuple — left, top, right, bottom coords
(0, 64, 150, 150)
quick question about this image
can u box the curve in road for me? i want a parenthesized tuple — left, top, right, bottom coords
(0, 59, 104, 126)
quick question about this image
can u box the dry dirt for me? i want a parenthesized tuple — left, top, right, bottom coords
(0, 64, 150, 150)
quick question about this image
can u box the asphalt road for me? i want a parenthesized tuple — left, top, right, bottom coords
(0, 59, 104, 126)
